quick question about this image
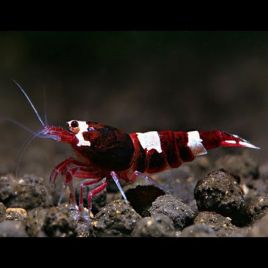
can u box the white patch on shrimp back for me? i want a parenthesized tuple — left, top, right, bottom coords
(224, 140, 236, 144)
(187, 131, 207, 156)
(136, 131, 162, 153)
(68, 120, 91, 147)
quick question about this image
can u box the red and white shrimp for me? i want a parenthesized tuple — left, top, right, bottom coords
(13, 81, 260, 216)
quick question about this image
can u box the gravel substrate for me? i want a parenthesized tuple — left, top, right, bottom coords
(1, 152, 268, 237)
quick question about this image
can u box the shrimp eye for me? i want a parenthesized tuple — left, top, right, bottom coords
(71, 120, 79, 128)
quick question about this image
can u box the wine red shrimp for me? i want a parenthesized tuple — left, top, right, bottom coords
(13, 81, 260, 219)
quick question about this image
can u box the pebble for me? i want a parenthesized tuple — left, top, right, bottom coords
(132, 214, 175, 237)
(6, 208, 28, 221)
(194, 211, 237, 237)
(194, 169, 246, 225)
(0, 174, 53, 210)
(149, 194, 195, 230)
(26, 205, 77, 237)
(93, 199, 141, 237)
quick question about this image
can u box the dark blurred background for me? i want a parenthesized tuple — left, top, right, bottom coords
(0, 31, 267, 176)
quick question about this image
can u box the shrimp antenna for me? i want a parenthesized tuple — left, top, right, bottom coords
(12, 80, 45, 127)
(42, 86, 48, 125)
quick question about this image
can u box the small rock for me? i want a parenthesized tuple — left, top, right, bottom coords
(0, 202, 6, 222)
(180, 224, 217, 237)
(5, 174, 53, 210)
(0, 220, 28, 237)
(76, 221, 93, 237)
(0, 174, 53, 210)
(245, 196, 268, 222)
(42, 205, 77, 237)
(131, 214, 175, 237)
(194, 211, 237, 237)
(25, 205, 77, 237)
(0, 174, 16, 202)
(149, 194, 195, 230)
(215, 153, 259, 180)
(25, 207, 49, 237)
(93, 199, 141, 237)
(6, 208, 27, 221)
(194, 169, 246, 225)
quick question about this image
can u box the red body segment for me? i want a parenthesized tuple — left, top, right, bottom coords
(129, 131, 193, 174)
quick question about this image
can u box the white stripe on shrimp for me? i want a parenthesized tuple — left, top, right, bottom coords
(136, 131, 162, 153)
(187, 131, 207, 156)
